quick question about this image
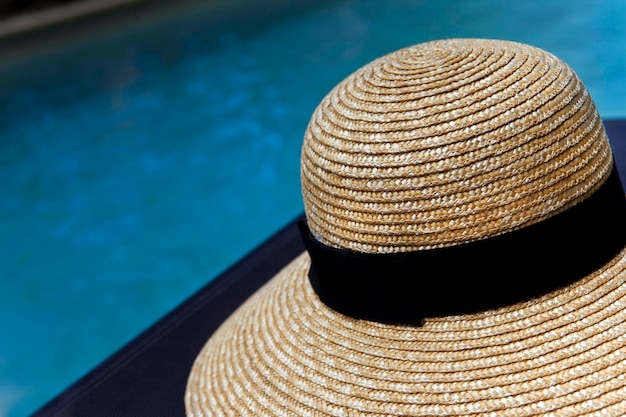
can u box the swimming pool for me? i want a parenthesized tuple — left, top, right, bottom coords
(1, 1, 625, 416)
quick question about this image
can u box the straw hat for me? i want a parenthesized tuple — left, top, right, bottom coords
(185, 39, 626, 416)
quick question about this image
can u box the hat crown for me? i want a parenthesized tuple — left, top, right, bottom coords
(301, 38, 612, 253)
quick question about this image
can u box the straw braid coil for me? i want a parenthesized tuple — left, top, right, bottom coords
(187, 250, 626, 416)
(301, 39, 612, 252)
(186, 39, 624, 416)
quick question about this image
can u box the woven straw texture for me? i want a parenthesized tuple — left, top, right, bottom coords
(187, 250, 626, 416)
(185, 39, 625, 416)
(302, 38, 611, 252)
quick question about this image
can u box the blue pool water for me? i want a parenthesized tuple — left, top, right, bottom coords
(1, 1, 625, 416)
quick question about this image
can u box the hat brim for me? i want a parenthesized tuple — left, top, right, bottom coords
(185, 248, 626, 416)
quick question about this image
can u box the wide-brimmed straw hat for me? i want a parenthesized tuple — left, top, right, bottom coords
(185, 39, 626, 416)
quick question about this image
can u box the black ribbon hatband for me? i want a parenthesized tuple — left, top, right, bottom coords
(299, 165, 626, 326)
